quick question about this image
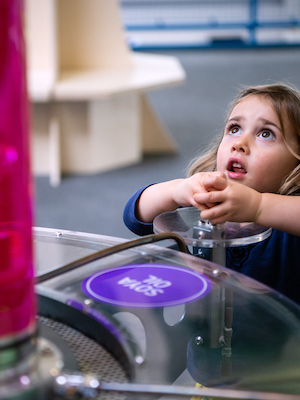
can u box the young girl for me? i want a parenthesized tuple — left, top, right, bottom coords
(123, 83, 300, 304)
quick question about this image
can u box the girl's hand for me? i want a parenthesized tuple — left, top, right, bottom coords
(137, 172, 226, 223)
(172, 171, 227, 210)
(193, 175, 263, 224)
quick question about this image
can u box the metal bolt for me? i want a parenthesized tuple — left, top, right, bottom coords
(84, 299, 94, 307)
(135, 355, 144, 365)
(195, 336, 204, 346)
(197, 231, 206, 239)
(197, 248, 204, 257)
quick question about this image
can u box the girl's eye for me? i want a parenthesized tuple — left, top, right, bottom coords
(228, 125, 241, 135)
(258, 130, 275, 140)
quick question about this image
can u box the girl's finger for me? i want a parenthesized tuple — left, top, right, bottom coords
(194, 191, 224, 204)
(203, 175, 227, 191)
(200, 207, 227, 224)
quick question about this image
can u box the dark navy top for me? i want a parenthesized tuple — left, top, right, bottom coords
(123, 185, 300, 305)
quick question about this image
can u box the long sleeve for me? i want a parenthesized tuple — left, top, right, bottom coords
(123, 185, 155, 236)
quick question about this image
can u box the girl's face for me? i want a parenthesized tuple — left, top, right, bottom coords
(217, 95, 299, 193)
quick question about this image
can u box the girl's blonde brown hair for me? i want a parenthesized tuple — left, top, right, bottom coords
(188, 83, 300, 195)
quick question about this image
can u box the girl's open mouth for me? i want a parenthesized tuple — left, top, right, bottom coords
(227, 160, 247, 178)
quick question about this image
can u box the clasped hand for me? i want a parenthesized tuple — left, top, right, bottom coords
(174, 172, 262, 225)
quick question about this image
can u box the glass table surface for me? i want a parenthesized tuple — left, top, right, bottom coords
(34, 227, 300, 399)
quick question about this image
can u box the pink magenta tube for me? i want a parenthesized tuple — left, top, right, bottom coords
(0, 0, 36, 340)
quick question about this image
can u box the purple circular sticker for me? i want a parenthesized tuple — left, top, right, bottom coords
(82, 264, 212, 308)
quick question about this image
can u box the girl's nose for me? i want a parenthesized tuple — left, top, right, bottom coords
(231, 134, 250, 154)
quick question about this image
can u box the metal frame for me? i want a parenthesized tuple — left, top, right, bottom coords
(120, 0, 300, 49)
